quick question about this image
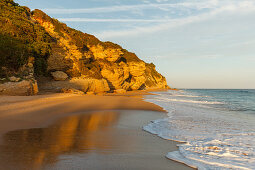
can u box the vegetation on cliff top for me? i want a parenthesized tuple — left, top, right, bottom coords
(0, 0, 142, 77)
(0, 0, 52, 76)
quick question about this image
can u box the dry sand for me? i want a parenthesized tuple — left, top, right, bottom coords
(0, 92, 192, 170)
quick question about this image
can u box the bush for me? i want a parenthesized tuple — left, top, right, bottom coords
(0, 0, 52, 76)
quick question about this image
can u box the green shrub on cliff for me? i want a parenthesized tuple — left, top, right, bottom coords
(0, 0, 51, 76)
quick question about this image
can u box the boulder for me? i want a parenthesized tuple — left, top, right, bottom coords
(0, 80, 38, 96)
(70, 78, 110, 93)
(51, 71, 68, 81)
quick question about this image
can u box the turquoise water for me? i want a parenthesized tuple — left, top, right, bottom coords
(144, 89, 255, 170)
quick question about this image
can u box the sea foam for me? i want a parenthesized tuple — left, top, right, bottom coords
(144, 90, 255, 170)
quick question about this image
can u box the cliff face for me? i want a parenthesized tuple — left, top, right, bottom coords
(0, 0, 169, 95)
(31, 10, 169, 93)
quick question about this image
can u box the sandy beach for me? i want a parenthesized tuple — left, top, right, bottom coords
(0, 92, 192, 170)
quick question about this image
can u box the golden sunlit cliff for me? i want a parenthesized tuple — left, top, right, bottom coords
(0, 0, 169, 95)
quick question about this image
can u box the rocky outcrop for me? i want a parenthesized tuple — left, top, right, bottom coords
(31, 10, 169, 93)
(0, 55, 39, 96)
(39, 78, 110, 94)
(0, 80, 38, 96)
(0, 2, 170, 96)
(89, 45, 124, 62)
(70, 78, 110, 93)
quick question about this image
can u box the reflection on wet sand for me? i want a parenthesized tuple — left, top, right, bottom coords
(0, 111, 120, 170)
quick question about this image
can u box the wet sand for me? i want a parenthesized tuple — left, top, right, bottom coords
(0, 93, 192, 170)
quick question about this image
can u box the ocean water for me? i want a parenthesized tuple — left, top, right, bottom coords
(144, 89, 255, 170)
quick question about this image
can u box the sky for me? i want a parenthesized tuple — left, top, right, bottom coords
(16, 0, 255, 89)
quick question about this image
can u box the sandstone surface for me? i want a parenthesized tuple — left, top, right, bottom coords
(0, 2, 170, 96)
(0, 80, 38, 96)
(51, 71, 68, 81)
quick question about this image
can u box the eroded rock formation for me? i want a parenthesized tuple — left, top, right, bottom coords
(0, 1, 169, 95)
(0, 80, 38, 96)
(31, 10, 169, 93)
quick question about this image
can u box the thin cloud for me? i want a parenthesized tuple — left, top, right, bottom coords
(94, 10, 218, 39)
(94, 1, 255, 39)
(42, 1, 217, 14)
(58, 18, 173, 22)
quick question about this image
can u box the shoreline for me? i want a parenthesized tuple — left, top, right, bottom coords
(0, 91, 192, 169)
